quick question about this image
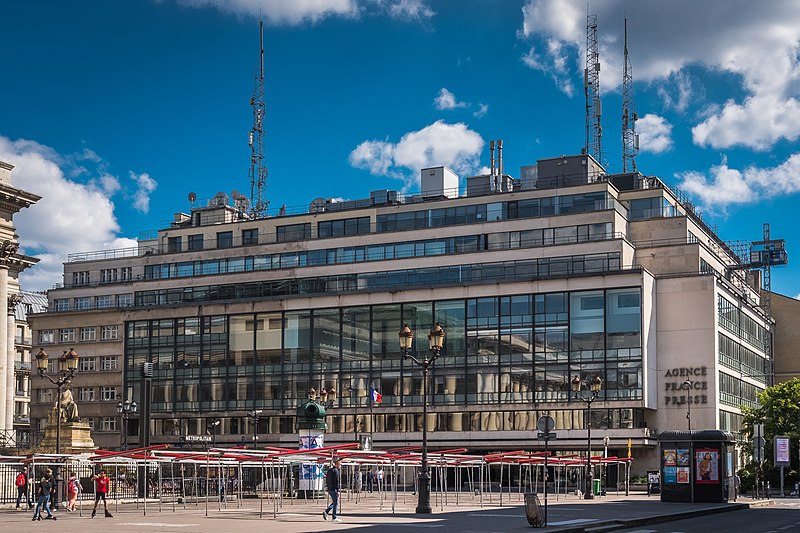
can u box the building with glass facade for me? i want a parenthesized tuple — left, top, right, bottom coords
(29, 154, 774, 472)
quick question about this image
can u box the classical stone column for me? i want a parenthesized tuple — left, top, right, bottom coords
(0, 261, 8, 433)
(7, 292, 22, 434)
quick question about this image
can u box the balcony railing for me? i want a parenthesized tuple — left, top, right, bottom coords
(14, 361, 31, 371)
(14, 335, 32, 346)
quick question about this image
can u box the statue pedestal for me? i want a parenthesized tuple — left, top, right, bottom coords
(39, 420, 96, 454)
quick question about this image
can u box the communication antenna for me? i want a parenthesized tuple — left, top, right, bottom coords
(622, 16, 639, 173)
(248, 20, 269, 219)
(584, 10, 602, 164)
(188, 191, 197, 208)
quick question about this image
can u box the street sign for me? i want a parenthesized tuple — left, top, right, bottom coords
(754, 423, 764, 438)
(185, 435, 212, 442)
(754, 436, 766, 449)
(754, 442, 764, 463)
(537, 415, 555, 434)
(537, 432, 556, 441)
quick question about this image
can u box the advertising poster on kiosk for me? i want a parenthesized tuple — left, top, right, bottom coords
(696, 449, 719, 484)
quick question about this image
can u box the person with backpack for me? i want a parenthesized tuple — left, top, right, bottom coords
(15, 466, 32, 510)
(32, 474, 56, 521)
(66, 472, 80, 512)
(321, 458, 342, 523)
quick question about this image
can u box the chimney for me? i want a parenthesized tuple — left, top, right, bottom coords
(498, 139, 504, 179)
(489, 140, 496, 178)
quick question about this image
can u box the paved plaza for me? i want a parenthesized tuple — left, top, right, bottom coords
(1, 491, 781, 533)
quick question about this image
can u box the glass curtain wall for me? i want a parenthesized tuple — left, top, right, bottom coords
(125, 287, 643, 430)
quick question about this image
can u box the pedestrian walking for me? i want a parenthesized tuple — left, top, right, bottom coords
(376, 466, 384, 492)
(32, 474, 56, 521)
(48, 469, 58, 513)
(66, 472, 80, 512)
(367, 469, 374, 493)
(322, 458, 343, 523)
(15, 465, 32, 510)
(91, 470, 113, 518)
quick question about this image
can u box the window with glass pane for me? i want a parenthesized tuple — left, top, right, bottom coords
(535, 292, 567, 325)
(606, 288, 641, 349)
(313, 309, 340, 367)
(255, 313, 282, 365)
(371, 305, 402, 362)
(277, 223, 311, 243)
(176, 380, 199, 404)
(188, 234, 204, 251)
(284, 311, 311, 363)
(433, 370, 465, 404)
(341, 307, 370, 366)
(570, 291, 605, 351)
(168, 236, 182, 253)
(402, 302, 433, 362)
(229, 314, 255, 366)
(434, 300, 466, 365)
(535, 366, 568, 402)
(554, 225, 577, 244)
(242, 228, 258, 245)
(467, 367, 499, 404)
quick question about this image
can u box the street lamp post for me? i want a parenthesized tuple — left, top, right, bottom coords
(247, 409, 262, 449)
(683, 379, 692, 431)
(206, 419, 220, 448)
(35, 348, 79, 454)
(399, 323, 445, 514)
(116, 398, 138, 450)
(571, 375, 602, 500)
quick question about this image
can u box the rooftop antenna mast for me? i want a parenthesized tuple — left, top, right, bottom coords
(622, 16, 639, 173)
(584, 9, 602, 164)
(248, 20, 269, 218)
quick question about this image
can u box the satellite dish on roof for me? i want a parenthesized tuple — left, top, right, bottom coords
(188, 192, 197, 204)
(210, 191, 229, 207)
(309, 198, 328, 213)
(231, 190, 242, 200)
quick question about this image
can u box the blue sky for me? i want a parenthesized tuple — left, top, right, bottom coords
(1, 0, 798, 297)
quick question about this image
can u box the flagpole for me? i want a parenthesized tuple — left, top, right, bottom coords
(370, 382, 375, 442)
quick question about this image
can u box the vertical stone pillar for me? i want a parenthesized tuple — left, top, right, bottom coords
(0, 264, 8, 433)
(7, 292, 21, 434)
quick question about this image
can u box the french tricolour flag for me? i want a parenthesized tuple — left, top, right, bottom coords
(371, 387, 382, 404)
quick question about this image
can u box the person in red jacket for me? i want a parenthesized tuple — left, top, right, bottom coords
(14, 466, 32, 509)
(91, 471, 113, 518)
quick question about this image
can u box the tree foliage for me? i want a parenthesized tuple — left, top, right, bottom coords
(741, 378, 800, 488)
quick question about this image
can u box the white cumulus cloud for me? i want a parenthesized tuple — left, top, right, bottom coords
(473, 103, 489, 118)
(130, 171, 158, 214)
(519, 0, 800, 150)
(171, 0, 434, 24)
(636, 114, 673, 154)
(677, 153, 800, 207)
(657, 71, 695, 113)
(434, 88, 468, 110)
(0, 135, 139, 291)
(382, 0, 435, 21)
(349, 121, 484, 186)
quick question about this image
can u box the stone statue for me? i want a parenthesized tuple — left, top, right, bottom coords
(7, 292, 22, 314)
(56, 387, 80, 422)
